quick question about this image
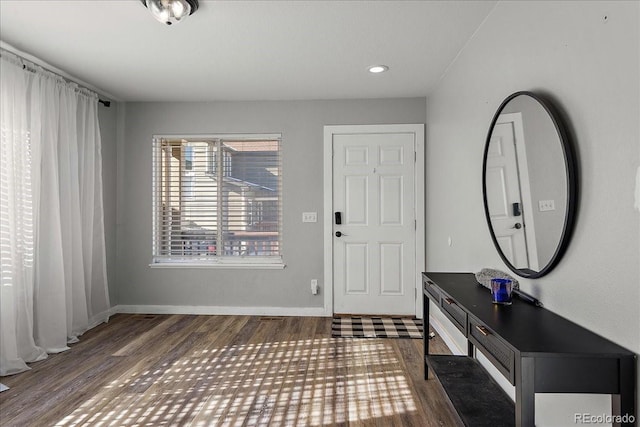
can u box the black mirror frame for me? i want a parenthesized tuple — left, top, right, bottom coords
(482, 91, 578, 279)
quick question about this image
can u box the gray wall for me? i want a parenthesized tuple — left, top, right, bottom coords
(425, 1, 639, 425)
(97, 101, 119, 306)
(116, 98, 426, 309)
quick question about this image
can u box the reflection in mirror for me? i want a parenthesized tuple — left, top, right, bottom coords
(483, 92, 576, 278)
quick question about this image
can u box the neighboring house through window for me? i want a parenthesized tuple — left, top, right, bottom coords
(151, 134, 283, 267)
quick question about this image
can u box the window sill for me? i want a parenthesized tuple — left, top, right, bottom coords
(149, 262, 286, 270)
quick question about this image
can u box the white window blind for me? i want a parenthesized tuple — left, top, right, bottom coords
(152, 135, 282, 266)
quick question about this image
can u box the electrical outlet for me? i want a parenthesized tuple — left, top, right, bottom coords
(302, 212, 317, 223)
(311, 279, 318, 295)
(538, 200, 556, 212)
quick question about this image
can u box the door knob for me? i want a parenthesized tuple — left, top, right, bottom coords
(513, 223, 522, 229)
(335, 231, 343, 237)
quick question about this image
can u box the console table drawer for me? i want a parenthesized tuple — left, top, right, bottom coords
(441, 295, 467, 335)
(423, 277, 441, 303)
(469, 316, 515, 384)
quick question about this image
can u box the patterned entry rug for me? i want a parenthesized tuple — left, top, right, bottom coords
(332, 316, 423, 339)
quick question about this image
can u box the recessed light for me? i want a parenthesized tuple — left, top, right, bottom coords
(368, 65, 389, 74)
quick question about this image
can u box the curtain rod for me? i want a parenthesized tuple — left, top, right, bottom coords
(0, 45, 113, 108)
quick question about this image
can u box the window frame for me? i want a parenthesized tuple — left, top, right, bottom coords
(150, 133, 284, 269)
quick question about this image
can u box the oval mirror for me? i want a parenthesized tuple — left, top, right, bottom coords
(482, 91, 577, 278)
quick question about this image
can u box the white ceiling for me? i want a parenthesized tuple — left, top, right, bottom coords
(0, 0, 497, 102)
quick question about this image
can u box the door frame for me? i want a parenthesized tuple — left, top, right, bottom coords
(322, 124, 425, 317)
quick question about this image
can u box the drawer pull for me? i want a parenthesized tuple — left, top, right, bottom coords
(444, 298, 455, 305)
(475, 325, 490, 336)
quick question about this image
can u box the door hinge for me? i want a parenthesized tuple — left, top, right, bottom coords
(414, 219, 417, 230)
(414, 151, 417, 162)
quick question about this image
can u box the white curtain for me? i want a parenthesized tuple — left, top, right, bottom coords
(0, 51, 110, 376)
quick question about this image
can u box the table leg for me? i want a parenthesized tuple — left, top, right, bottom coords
(515, 356, 535, 427)
(423, 293, 429, 380)
(612, 356, 636, 427)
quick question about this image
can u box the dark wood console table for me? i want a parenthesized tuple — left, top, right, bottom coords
(423, 272, 637, 427)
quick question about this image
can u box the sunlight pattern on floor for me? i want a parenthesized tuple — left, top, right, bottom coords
(55, 337, 417, 426)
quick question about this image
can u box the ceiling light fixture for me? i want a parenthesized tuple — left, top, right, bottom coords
(141, 0, 199, 25)
(368, 65, 389, 74)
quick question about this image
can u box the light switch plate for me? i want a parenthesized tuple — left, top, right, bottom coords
(302, 212, 317, 223)
(538, 200, 556, 212)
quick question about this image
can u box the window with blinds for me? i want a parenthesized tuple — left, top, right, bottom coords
(152, 134, 282, 266)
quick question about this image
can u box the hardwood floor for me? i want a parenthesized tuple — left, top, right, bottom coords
(0, 314, 458, 426)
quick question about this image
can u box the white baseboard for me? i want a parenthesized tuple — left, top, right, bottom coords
(112, 304, 329, 317)
(87, 306, 119, 329)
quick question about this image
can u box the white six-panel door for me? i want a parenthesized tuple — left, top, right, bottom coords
(327, 126, 421, 315)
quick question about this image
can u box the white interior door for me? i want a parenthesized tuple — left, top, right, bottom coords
(485, 120, 530, 268)
(330, 129, 418, 315)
